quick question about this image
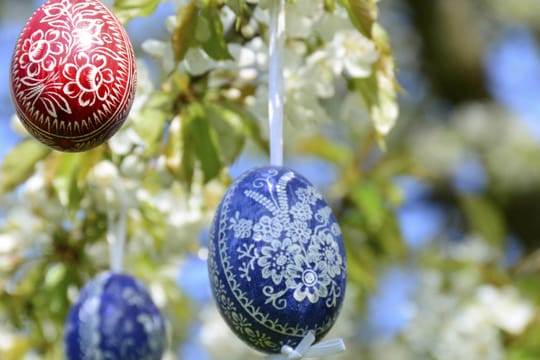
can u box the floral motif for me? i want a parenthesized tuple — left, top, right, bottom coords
(41, 0, 71, 23)
(229, 211, 253, 239)
(258, 238, 302, 285)
(313, 232, 343, 278)
(244, 328, 277, 350)
(316, 206, 332, 223)
(63, 52, 114, 107)
(288, 253, 332, 303)
(253, 215, 283, 242)
(19, 72, 71, 118)
(230, 312, 251, 335)
(18, 29, 64, 76)
(286, 219, 312, 244)
(290, 202, 313, 222)
(296, 186, 323, 205)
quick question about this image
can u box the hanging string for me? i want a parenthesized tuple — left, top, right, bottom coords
(266, 331, 346, 360)
(107, 184, 127, 273)
(268, 0, 286, 166)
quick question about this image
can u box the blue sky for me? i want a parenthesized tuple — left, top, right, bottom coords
(0, 19, 23, 159)
(485, 26, 540, 140)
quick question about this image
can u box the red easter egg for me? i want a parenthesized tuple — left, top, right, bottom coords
(10, 0, 136, 152)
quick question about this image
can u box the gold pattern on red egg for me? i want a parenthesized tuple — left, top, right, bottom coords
(10, 0, 136, 152)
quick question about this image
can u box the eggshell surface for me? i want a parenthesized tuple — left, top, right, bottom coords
(208, 166, 347, 354)
(64, 272, 166, 360)
(10, 0, 136, 151)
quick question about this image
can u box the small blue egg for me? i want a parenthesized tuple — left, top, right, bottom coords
(64, 272, 166, 360)
(208, 166, 347, 354)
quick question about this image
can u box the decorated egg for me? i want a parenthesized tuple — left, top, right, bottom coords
(64, 272, 166, 360)
(208, 166, 347, 354)
(10, 0, 136, 152)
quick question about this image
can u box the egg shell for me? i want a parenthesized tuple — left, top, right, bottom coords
(10, 0, 136, 152)
(208, 166, 347, 354)
(64, 272, 166, 360)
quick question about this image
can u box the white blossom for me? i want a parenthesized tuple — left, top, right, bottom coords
(475, 285, 534, 334)
(182, 47, 216, 76)
(326, 30, 379, 78)
(400, 261, 534, 360)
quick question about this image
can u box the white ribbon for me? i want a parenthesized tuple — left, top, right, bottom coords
(266, 331, 346, 360)
(268, 0, 286, 166)
(106, 184, 127, 273)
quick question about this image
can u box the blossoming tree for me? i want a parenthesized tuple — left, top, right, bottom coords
(1, 0, 540, 359)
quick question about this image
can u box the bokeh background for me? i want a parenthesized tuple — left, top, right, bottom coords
(1, 0, 540, 359)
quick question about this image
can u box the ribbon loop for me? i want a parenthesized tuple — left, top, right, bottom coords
(266, 331, 346, 360)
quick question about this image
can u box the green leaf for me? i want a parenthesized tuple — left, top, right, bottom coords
(139, 200, 166, 249)
(372, 22, 392, 56)
(217, 102, 268, 152)
(165, 116, 183, 177)
(45, 148, 103, 212)
(76, 146, 105, 183)
(354, 66, 398, 138)
(460, 194, 506, 246)
(376, 213, 406, 257)
(113, 0, 161, 24)
(340, 0, 377, 38)
(0, 140, 50, 194)
(172, 1, 198, 62)
(225, 0, 247, 16)
(198, 5, 233, 60)
(81, 209, 108, 244)
(49, 153, 81, 209)
(180, 121, 197, 188)
(324, 0, 337, 12)
(204, 102, 268, 161)
(204, 103, 246, 165)
(348, 181, 386, 232)
(134, 91, 172, 154)
(297, 136, 353, 166)
(185, 103, 223, 183)
(172, 1, 233, 64)
(354, 71, 379, 111)
(344, 239, 377, 290)
(165, 112, 196, 187)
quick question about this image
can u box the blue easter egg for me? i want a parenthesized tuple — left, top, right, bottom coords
(208, 166, 347, 354)
(64, 272, 166, 360)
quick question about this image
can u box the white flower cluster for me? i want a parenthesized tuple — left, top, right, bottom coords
(141, 1, 380, 137)
(0, 164, 61, 256)
(411, 102, 540, 188)
(401, 267, 534, 360)
(251, 2, 380, 131)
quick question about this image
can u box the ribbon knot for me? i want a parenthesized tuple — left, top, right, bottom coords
(266, 331, 346, 360)
(281, 345, 303, 359)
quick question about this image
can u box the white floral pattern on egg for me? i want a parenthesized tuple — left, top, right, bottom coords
(10, 0, 136, 151)
(208, 166, 347, 354)
(64, 272, 166, 360)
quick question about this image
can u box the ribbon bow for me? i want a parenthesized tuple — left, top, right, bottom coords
(266, 331, 345, 360)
